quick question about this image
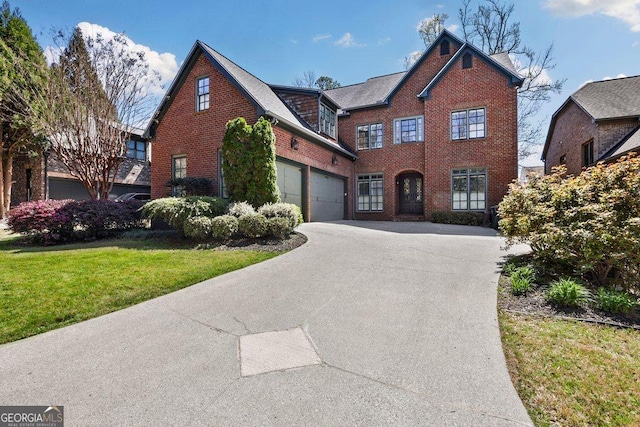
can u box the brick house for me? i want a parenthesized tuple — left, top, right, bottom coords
(542, 75, 640, 175)
(146, 30, 522, 221)
(10, 129, 151, 204)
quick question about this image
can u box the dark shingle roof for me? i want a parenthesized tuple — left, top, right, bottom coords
(325, 72, 406, 111)
(572, 75, 640, 120)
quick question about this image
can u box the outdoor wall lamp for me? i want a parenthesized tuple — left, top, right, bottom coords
(332, 154, 338, 165)
(291, 137, 299, 150)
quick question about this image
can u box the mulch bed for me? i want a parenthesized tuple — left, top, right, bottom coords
(202, 232, 307, 252)
(498, 276, 640, 330)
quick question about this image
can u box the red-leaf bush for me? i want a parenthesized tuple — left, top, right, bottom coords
(8, 199, 144, 244)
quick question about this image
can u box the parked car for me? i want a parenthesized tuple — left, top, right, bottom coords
(114, 193, 151, 202)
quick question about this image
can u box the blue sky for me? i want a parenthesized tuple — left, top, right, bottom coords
(10, 0, 640, 166)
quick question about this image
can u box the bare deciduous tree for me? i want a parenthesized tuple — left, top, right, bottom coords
(10, 27, 158, 200)
(418, 13, 449, 46)
(292, 69, 317, 88)
(458, 0, 565, 159)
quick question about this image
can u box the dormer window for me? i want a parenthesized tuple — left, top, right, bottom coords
(462, 53, 473, 69)
(440, 40, 450, 55)
(320, 103, 336, 138)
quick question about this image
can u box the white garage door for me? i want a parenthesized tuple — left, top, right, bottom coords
(276, 161, 302, 209)
(310, 171, 344, 221)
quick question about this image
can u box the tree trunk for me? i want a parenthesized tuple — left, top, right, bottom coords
(0, 125, 5, 219)
(3, 150, 13, 214)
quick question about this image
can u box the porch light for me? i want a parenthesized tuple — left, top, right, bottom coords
(332, 154, 338, 165)
(291, 137, 299, 150)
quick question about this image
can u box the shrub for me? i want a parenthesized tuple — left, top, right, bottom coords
(7, 199, 72, 236)
(141, 196, 227, 233)
(228, 201, 256, 218)
(258, 202, 303, 229)
(165, 177, 213, 196)
(211, 215, 239, 240)
(595, 287, 638, 315)
(222, 117, 280, 207)
(499, 154, 640, 292)
(546, 278, 591, 308)
(238, 213, 269, 238)
(7, 199, 143, 244)
(183, 216, 214, 240)
(267, 217, 293, 240)
(430, 211, 484, 226)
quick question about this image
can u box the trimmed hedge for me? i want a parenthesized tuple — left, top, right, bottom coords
(430, 211, 484, 226)
(228, 201, 256, 218)
(183, 216, 215, 240)
(238, 213, 269, 238)
(166, 177, 213, 196)
(141, 196, 227, 234)
(258, 202, 303, 229)
(267, 217, 293, 239)
(211, 215, 239, 240)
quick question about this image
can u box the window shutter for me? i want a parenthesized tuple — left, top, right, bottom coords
(417, 116, 424, 141)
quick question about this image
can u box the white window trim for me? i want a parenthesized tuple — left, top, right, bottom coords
(393, 115, 424, 144)
(450, 107, 486, 141)
(320, 103, 336, 138)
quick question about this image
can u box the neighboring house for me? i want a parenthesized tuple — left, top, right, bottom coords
(146, 30, 522, 221)
(542, 75, 640, 175)
(10, 128, 151, 204)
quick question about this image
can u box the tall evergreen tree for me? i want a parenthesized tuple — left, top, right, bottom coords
(0, 1, 47, 217)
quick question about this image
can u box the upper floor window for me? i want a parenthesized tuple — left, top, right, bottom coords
(320, 103, 336, 138)
(393, 115, 424, 144)
(357, 123, 383, 150)
(440, 40, 450, 55)
(462, 53, 473, 69)
(451, 108, 486, 140)
(582, 140, 594, 167)
(196, 76, 210, 111)
(126, 140, 147, 161)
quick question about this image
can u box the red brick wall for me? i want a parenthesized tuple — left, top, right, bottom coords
(597, 119, 638, 159)
(275, 92, 319, 132)
(544, 102, 597, 175)
(151, 52, 353, 219)
(425, 53, 518, 215)
(336, 46, 517, 219)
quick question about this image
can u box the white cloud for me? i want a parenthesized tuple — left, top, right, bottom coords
(76, 22, 178, 98)
(633, 40, 640, 46)
(544, 0, 640, 32)
(313, 33, 332, 43)
(447, 24, 459, 33)
(334, 32, 365, 48)
(405, 50, 423, 68)
(378, 37, 391, 45)
(578, 73, 626, 89)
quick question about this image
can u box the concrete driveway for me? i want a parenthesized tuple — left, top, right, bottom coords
(0, 221, 532, 426)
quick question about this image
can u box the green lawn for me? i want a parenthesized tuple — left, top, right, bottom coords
(0, 234, 279, 344)
(500, 312, 640, 426)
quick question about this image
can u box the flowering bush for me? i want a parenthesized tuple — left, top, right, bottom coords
(267, 216, 293, 239)
(258, 202, 303, 229)
(228, 201, 256, 218)
(211, 215, 239, 240)
(499, 154, 640, 291)
(183, 216, 214, 240)
(7, 199, 73, 241)
(238, 213, 269, 238)
(141, 196, 227, 233)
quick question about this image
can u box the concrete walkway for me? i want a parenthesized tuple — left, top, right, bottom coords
(0, 221, 532, 426)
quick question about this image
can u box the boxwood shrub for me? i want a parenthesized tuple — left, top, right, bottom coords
(258, 202, 303, 229)
(238, 213, 269, 238)
(211, 215, 239, 240)
(141, 196, 227, 233)
(431, 211, 484, 226)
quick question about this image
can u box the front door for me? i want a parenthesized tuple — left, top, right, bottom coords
(399, 173, 423, 215)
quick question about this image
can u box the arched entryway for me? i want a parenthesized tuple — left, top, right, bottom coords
(397, 172, 424, 215)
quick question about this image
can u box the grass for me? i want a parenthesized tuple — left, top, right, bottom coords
(500, 312, 640, 426)
(0, 233, 279, 344)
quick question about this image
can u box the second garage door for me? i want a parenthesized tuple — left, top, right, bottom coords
(310, 170, 345, 221)
(276, 161, 302, 208)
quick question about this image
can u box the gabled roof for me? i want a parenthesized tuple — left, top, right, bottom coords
(542, 75, 640, 161)
(600, 124, 640, 161)
(145, 41, 356, 160)
(325, 29, 522, 111)
(419, 43, 524, 99)
(572, 75, 640, 121)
